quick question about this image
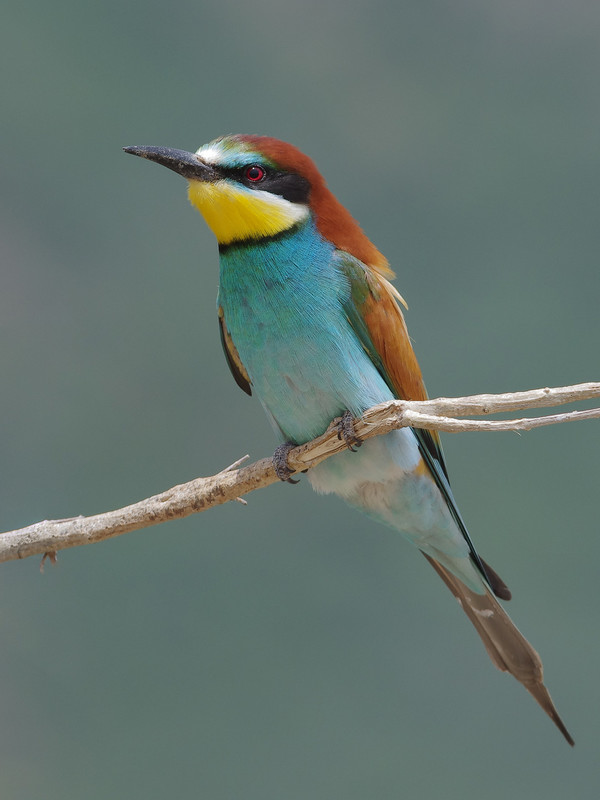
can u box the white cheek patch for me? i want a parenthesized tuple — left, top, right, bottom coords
(249, 187, 309, 222)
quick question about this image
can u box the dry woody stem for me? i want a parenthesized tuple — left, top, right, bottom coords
(1, 381, 598, 565)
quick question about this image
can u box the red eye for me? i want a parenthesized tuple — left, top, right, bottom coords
(245, 165, 265, 182)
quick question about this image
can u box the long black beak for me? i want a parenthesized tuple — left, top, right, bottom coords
(123, 145, 218, 181)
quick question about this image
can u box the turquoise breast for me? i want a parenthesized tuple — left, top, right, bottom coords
(217, 220, 393, 443)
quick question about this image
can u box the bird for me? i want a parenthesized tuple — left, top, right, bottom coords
(123, 134, 573, 745)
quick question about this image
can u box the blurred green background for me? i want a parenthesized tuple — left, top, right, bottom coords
(1, 1, 599, 797)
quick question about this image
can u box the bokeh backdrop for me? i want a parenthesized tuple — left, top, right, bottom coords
(2, 1, 599, 798)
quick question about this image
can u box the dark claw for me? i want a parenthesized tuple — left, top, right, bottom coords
(273, 441, 300, 483)
(337, 410, 363, 452)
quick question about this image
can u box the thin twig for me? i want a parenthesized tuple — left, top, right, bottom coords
(1, 382, 598, 565)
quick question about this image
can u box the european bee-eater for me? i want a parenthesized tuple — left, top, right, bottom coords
(124, 135, 573, 745)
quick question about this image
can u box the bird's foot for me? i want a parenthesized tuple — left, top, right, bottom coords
(337, 410, 363, 452)
(273, 441, 300, 483)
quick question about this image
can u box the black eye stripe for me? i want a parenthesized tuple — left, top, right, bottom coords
(262, 173, 310, 203)
(217, 165, 311, 204)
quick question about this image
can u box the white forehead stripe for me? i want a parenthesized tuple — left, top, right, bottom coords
(195, 144, 224, 164)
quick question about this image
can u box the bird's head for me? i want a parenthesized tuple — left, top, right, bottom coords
(124, 134, 390, 272)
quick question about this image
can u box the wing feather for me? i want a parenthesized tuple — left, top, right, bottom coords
(218, 305, 252, 396)
(338, 254, 507, 597)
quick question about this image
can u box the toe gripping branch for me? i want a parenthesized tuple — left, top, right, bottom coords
(337, 410, 363, 452)
(273, 442, 300, 483)
(273, 411, 362, 484)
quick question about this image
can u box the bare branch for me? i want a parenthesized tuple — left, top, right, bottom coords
(363, 381, 600, 420)
(1, 381, 598, 565)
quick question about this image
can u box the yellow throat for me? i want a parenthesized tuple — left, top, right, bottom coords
(187, 179, 308, 245)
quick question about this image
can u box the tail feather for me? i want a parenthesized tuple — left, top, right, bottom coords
(423, 553, 574, 746)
